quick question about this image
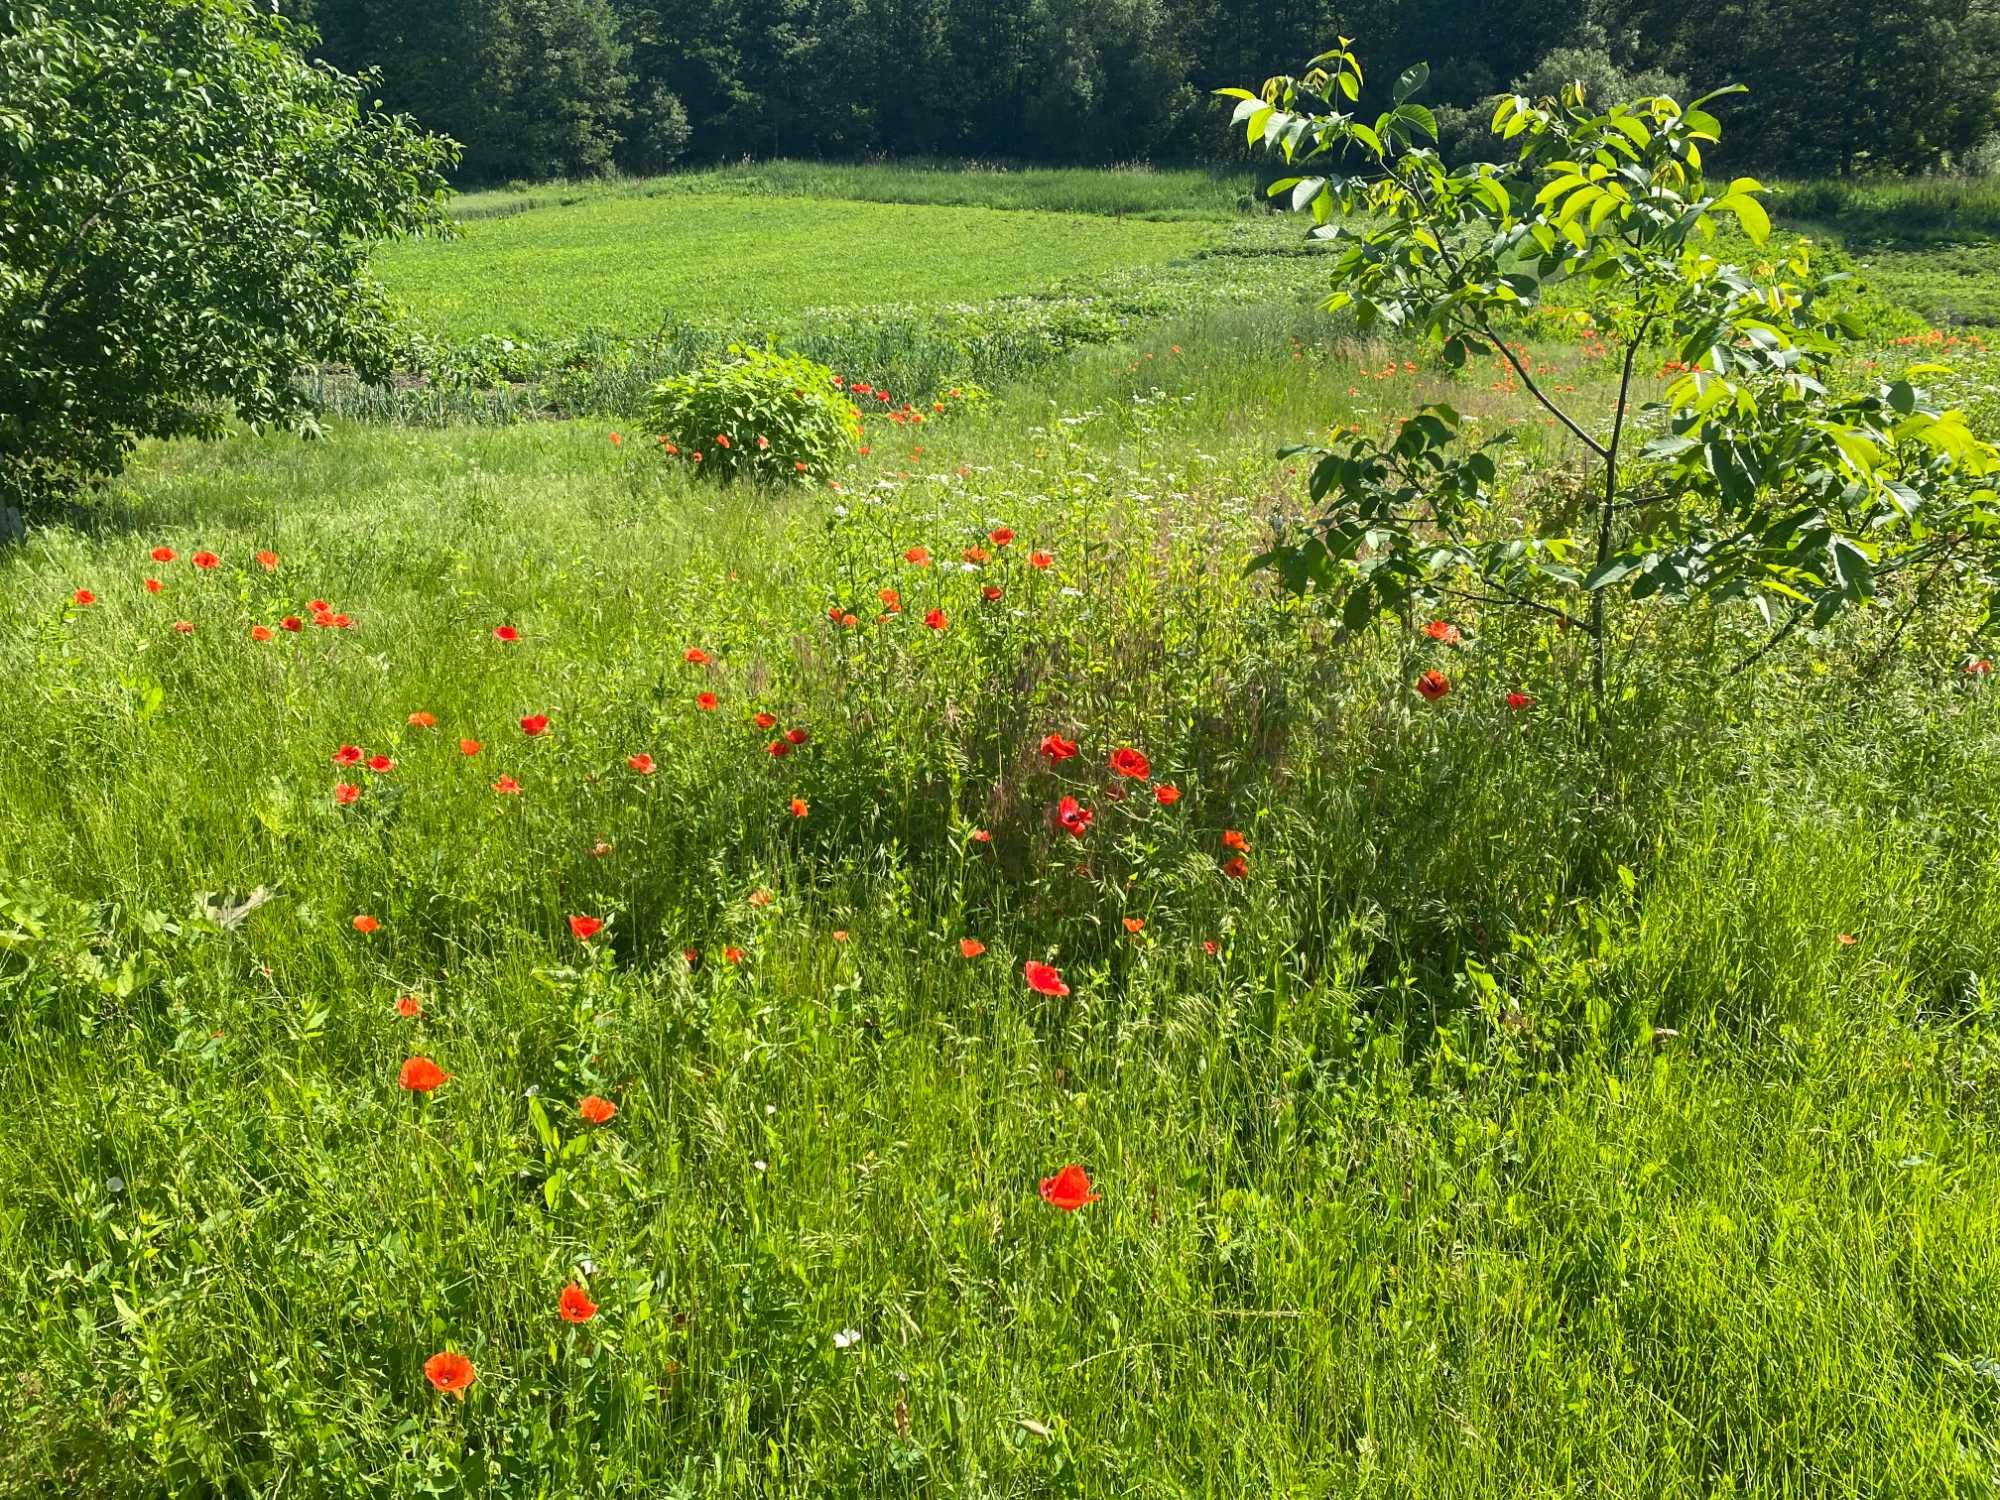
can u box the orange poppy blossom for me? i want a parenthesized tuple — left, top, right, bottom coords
(559, 1283, 598, 1323)
(568, 914, 605, 942)
(398, 1056, 448, 1092)
(959, 938, 986, 958)
(1416, 670, 1451, 701)
(395, 996, 423, 1018)
(578, 1094, 617, 1124)
(1039, 1163, 1100, 1211)
(351, 914, 379, 934)
(1023, 960, 1068, 996)
(424, 1351, 475, 1397)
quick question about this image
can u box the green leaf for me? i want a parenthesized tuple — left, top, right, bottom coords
(1392, 62, 1429, 105)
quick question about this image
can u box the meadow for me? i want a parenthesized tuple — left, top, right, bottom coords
(4, 164, 2000, 1498)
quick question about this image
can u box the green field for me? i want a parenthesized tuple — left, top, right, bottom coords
(374, 192, 1221, 339)
(8, 162, 2000, 1497)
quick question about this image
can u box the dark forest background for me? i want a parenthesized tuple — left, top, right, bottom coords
(282, 0, 2000, 184)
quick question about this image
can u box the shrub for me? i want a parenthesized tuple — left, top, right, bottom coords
(646, 345, 860, 482)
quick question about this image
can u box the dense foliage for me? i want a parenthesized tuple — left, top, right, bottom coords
(647, 345, 861, 483)
(281, 0, 2000, 181)
(0, 0, 456, 517)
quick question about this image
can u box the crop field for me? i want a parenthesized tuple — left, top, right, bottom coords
(8, 151, 2000, 1499)
(373, 192, 1220, 339)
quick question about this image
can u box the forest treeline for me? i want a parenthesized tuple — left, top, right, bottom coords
(285, 0, 2000, 184)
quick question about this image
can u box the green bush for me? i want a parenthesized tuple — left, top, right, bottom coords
(646, 344, 860, 482)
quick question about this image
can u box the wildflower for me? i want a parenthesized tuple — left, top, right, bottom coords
(1123, 917, 1144, 934)
(748, 888, 773, 908)
(399, 1056, 447, 1091)
(1039, 732, 1079, 763)
(970, 828, 992, 843)
(1154, 784, 1181, 806)
(790, 797, 809, 818)
(960, 938, 986, 958)
(396, 996, 423, 1018)
(367, 755, 394, 774)
(493, 625, 520, 642)
(559, 1283, 598, 1323)
(903, 546, 931, 567)
(577, 1093, 617, 1123)
(73, 589, 96, 606)
(146, 579, 165, 595)
(1505, 691, 1535, 711)
(192, 551, 220, 570)
(1203, 940, 1219, 956)
(150, 546, 176, 563)
(608, 432, 622, 446)
(786, 727, 809, 745)
(423, 1352, 475, 1398)
(173, 619, 195, 634)
(1222, 829, 1249, 852)
(989, 527, 1014, 547)
(879, 587, 901, 611)
(256, 550, 279, 570)
(492, 775, 521, 795)
(628, 753, 656, 775)
(334, 783, 360, 806)
(1970, 660, 1994, 677)
(352, 914, 380, 934)
(1424, 620, 1462, 644)
(1029, 551, 1053, 569)
(519, 714, 549, 736)
(1038, 1163, 1099, 1211)
(757, 435, 770, 450)
(281, 615, 302, 631)
(1837, 932, 1858, 947)
(963, 545, 990, 565)
(683, 948, 699, 965)
(716, 434, 731, 450)
(983, 585, 1004, 602)
(1056, 796, 1093, 837)
(723, 946, 746, 965)
(684, 647, 710, 665)
(924, 608, 948, 631)
(1222, 855, 1249, 880)
(409, 712, 437, 729)
(460, 739, 482, 756)
(754, 712, 777, 730)
(333, 745, 364, 767)
(1023, 960, 1069, 997)
(696, 692, 718, 712)
(1109, 747, 1150, 781)
(568, 914, 605, 942)
(767, 739, 791, 758)
(1416, 670, 1451, 701)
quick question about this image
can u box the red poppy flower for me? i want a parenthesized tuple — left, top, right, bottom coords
(960, 938, 986, 958)
(250, 625, 273, 641)
(192, 551, 219, 570)
(841, 612, 858, 628)
(1056, 796, 1093, 837)
(150, 546, 176, 563)
(559, 1282, 599, 1323)
(251, 550, 278, 571)
(962, 545, 990, 565)
(399, 1055, 447, 1091)
(1123, 917, 1145, 934)
(334, 783, 360, 806)
(308, 599, 329, 613)
(424, 1351, 475, 1398)
(766, 739, 791, 758)
(577, 1094, 617, 1124)
(409, 712, 437, 728)
(790, 797, 809, 817)
(329, 613, 352, 629)
(982, 585, 1004, 602)
(786, 727, 809, 745)
(832, 929, 849, 942)
(1416, 670, 1451, 701)
(1154, 784, 1181, 806)
(1222, 855, 1249, 880)
(568, 915, 605, 942)
(281, 615, 302, 631)
(756, 434, 770, 449)
(1203, 939, 1219, 956)
(1968, 660, 1993, 677)
(1109, 747, 1150, 781)
(1423, 620, 1462, 644)
(519, 714, 549, 736)
(989, 527, 1014, 547)
(331, 745, 363, 767)
(696, 692, 718, 711)
(1023, 960, 1069, 996)
(396, 995, 423, 1018)
(492, 625, 520, 643)
(352, 914, 379, 933)
(146, 579, 165, 595)
(878, 588, 900, 611)
(903, 546, 931, 567)
(924, 608, 948, 631)
(492, 775, 521, 795)
(747, 888, 773, 908)
(367, 755, 394, 774)
(609, 431, 622, 446)
(683, 948, 700, 965)
(1222, 829, 1249, 852)
(1039, 732, 1078, 763)
(1029, 551, 1053, 569)
(684, 647, 710, 665)
(173, 619, 195, 634)
(716, 434, 731, 449)
(460, 739, 482, 756)
(1039, 1163, 1099, 1211)
(970, 828, 992, 843)
(628, 753, 656, 775)
(1505, 691, 1535, 711)
(754, 712, 777, 730)
(73, 589, 95, 606)
(723, 945, 746, 964)
(1837, 932, 1858, 947)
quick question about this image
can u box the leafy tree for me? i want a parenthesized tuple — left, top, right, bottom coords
(0, 0, 456, 516)
(1228, 44, 2000, 699)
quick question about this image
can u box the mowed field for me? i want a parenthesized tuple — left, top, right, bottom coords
(5, 166, 2000, 1497)
(374, 191, 1220, 338)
